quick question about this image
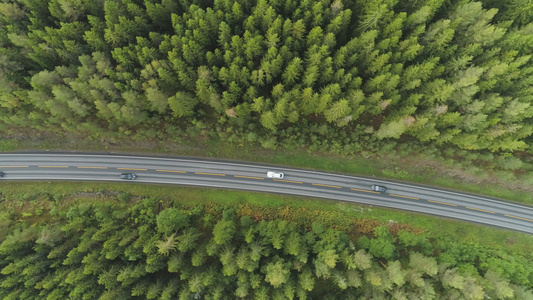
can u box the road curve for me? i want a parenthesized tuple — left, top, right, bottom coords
(0, 152, 532, 234)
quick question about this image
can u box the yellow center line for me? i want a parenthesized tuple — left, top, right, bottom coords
(428, 200, 457, 206)
(390, 194, 419, 200)
(0, 166, 29, 168)
(195, 172, 225, 176)
(312, 183, 342, 188)
(234, 175, 264, 180)
(78, 166, 107, 169)
(38, 166, 68, 168)
(505, 214, 533, 222)
(117, 168, 148, 171)
(351, 188, 380, 194)
(156, 169, 186, 173)
(273, 179, 303, 184)
(466, 207, 495, 214)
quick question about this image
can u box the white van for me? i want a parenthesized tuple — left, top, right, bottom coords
(267, 171, 284, 179)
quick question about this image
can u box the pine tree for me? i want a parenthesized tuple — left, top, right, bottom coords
(264, 258, 290, 288)
(212, 219, 236, 245)
(168, 91, 198, 118)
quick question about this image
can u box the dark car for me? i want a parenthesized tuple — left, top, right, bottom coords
(371, 185, 386, 192)
(0, 171, 4, 177)
(120, 173, 136, 180)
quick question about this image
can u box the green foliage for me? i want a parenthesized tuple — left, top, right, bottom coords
(0, 139, 19, 151)
(156, 234, 178, 256)
(156, 208, 190, 235)
(0, 0, 532, 167)
(264, 258, 290, 288)
(1, 194, 533, 299)
(212, 219, 235, 245)
(2, 2, 533, 296)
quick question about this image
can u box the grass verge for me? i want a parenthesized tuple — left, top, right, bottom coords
(4, 133, 532, 205)
(1, 181, 531, 257)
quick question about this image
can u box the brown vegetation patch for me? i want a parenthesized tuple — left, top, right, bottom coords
(387, 221, 426, 236)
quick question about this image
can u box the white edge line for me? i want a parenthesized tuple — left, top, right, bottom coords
(3, 177, 532, 234)
(2, 154, 532, 210)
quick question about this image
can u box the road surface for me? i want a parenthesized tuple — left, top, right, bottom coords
(0, 153, 532, 234)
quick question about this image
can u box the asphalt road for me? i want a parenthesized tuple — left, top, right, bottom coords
(0, 153, 532, 234)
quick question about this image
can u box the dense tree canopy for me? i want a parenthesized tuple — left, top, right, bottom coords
(1, 195, 532, 299)
(1, 0, 533, 167)
(2, 1, 533, 297)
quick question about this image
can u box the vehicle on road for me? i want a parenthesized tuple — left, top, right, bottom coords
(371, 185, 386, 192)
(0, 171, 4, 177)
(267, 171, 284, 179)
(120, 173, 136, 180)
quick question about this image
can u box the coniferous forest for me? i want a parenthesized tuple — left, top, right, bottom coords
(1, 194, 533, 299)
(1, 0, 533, 161)
(2, 0, 533, 299)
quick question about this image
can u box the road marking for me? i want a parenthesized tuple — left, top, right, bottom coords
(38, 166, 68, 168)
(505, 214, 533, 222)
(117, 168, 148, 171)
(351, 188, 380, 194)
(195, 172, 225, 176)
(234, 175, 264, 180)
(390, 194, 419, 200)
(273, 179, 303, 184)
(428, 200, 457, 206)
(78, 166, 107, 169)
(466, 207, 495, 214)
(0, 165, 29, 168)
(156, 169, 186, 173)
(312, 183, 342, 188)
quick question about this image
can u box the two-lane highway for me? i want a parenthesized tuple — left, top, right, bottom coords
(0, 153, 532, 234)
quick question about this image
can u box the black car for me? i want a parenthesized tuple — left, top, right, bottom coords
(371, 185, 386, 192)
(120, 173, 136, 180)
(0, 171, 4, 177)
